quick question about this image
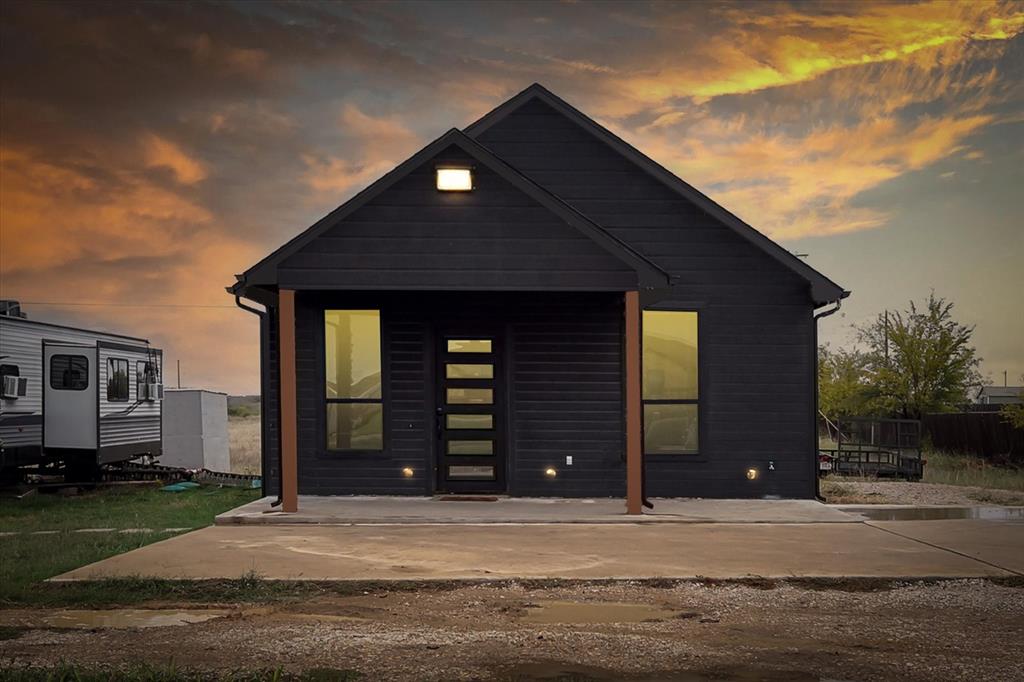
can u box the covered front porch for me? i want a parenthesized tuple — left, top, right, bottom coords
(270, 288, 652, 513)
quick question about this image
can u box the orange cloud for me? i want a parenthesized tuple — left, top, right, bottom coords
(141, 134, 208, 184)
(301, 105, 422, 197)
(605, 0, 1023, 110)
(621, 112, 993, 239)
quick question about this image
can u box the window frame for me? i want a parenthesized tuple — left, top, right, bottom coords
(322, 308, 385, 454)
(106, 357, 130, 402)
(50, 354, 90, 391)
(640, 306, 703, 458)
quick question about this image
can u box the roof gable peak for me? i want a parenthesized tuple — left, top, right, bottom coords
(465, 84, 848, 305)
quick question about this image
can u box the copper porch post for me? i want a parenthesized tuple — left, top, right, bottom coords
(278, 289, 299, 513)
(625, 290, 643, 515)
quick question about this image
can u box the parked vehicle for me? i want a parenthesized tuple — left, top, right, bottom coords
(0, 301, 163, 480)
(819, 415, 924, 480)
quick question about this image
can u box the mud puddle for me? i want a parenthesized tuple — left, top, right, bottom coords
(518, 600, 682, 624)
(844, 506, 1024, 521)
(0, 608, 230, 630)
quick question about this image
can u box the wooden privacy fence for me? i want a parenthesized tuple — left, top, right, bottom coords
(923, 412, 1024, 462)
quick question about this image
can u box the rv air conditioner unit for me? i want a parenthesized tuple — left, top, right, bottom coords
(143, 382, 164, 402)
(1, 376, 27, 399)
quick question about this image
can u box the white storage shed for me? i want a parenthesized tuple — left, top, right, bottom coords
(160, 389, 229, 471)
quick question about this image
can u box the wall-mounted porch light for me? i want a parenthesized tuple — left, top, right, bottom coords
(544, 467, 558, 478)
(745, 467, 760, 481)
(402, 467, 414, 478)
(436, 167, 473, 191)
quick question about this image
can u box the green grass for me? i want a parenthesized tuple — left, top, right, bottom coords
(0, 663, 359, 681)
(0, 485, 259, 533)
(0, 485, 259, 605)
(922, 451, 1024, 492)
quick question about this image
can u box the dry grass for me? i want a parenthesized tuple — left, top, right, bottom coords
(228, 415, 261, 475)
(819, 480, 895, 505)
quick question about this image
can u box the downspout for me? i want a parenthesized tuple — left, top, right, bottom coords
(234, 294, 280, 507)
(812, 298, 844, 501)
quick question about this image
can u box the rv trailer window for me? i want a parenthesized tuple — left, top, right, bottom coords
(107, 358, 129, 402)
(50, 355, 89, 391)
(136, 361, 158, 385)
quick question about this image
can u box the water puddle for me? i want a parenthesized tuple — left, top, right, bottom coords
(502, 661, 826, 681)
(844, 506, 1024, 521)
(519, 600, 682, 624)
(38, 609, 230, 629)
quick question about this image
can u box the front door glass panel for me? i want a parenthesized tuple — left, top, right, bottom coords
(438, 334, 503, 492)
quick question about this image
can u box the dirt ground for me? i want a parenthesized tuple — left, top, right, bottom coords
(2, 580, 1023, 681)
(822, 479, 1024, 506)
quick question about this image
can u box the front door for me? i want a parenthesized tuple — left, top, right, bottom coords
(43, 343, 98, 450)
(436, 330, 505, 493)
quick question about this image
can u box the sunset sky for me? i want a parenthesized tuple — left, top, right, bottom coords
(1, 0, 1022, 395)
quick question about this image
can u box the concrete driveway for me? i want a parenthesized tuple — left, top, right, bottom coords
(55, 516, 1024, 581)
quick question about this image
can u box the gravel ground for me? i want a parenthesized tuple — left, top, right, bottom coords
(2, 580, 1023, 681)
(822, 479, 1024, 506)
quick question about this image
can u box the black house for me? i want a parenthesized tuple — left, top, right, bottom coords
(230, 84, 848, 513)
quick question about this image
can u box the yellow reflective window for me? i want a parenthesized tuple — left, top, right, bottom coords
(325, 310, 381, 399)
(447, 339, 492, 353)
(447, 388, 493, 405)
(325, 310, 383, 451)
(327, 402, 383, 451)
(446, 414, 494, 430)
(446, 363, 493, 379)
(447, 440, 494, 455)
(643, 404, 698, 454)
(642, 311, 698, 400)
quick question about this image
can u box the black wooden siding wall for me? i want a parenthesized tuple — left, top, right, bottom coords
(273, 291, 624, 497)
(477, 98, 816, 498)
(278, 146, 635, 292)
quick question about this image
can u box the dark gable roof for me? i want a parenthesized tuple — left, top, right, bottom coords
(465, 84, 849, 306)
(230, 127, 669, 294)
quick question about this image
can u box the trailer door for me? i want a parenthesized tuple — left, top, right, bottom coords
(43, 344, 98, 449)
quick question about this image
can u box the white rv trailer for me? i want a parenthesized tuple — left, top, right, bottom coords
(0, 303, 163, 477)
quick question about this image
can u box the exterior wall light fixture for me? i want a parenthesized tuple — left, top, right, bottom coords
(436, 167, 473, 191)
(402, 467, 414, 478)
(746, 467, 759, 481)
(544, 467, 557, 478)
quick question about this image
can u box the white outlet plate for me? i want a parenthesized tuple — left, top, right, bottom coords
(566, 455, 573, 465)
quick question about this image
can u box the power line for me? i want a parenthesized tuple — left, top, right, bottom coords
(14, 301, 237, 309)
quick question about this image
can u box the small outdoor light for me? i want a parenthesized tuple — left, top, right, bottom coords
(402, 467, 415, 478)
(745, 467, 760, 481)
(436, 167, 473, 191)
(544, 467, 558, 478)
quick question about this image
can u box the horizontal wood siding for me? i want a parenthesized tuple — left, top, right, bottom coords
(508, 293, 625, 497)
(261, 292, 626, 497)
(278, 146, 635, 291)
(478, 99, 816, 498)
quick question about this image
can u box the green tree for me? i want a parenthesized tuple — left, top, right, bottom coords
(1001, 378, 1024, 429)
(818, 344, 870, 418)
(855, 293, 982, 419)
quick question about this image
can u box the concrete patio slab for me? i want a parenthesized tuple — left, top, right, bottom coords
(215, 495, 859, 525)
(55, 519, 1020, 582)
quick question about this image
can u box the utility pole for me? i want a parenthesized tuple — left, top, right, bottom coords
(883, 310, 889, 366)
(1005, 370, 1008, 388)
(177, 360, 181, 389)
